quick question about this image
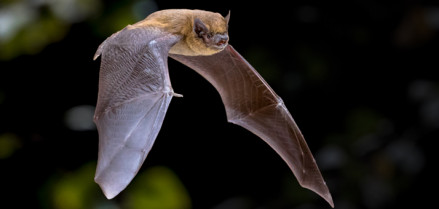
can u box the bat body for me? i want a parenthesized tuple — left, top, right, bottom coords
(93, 9, 334, 207)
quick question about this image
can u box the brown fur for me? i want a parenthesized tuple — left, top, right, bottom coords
(132, 9, 229, 56)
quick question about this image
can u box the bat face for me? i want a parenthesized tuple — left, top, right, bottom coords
(193, 18, 229, 51)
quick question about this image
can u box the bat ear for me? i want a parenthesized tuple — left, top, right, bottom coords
(194, 18, 208, 37)
(224, 10, 230, 25)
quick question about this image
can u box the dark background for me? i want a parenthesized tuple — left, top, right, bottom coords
(0, 0, 438, 209)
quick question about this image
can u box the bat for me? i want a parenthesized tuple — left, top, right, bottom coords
(93, 9, 334, 207)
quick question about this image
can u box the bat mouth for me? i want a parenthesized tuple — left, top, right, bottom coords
(210, 34, 229, 50)
(211, 42, 228, 50)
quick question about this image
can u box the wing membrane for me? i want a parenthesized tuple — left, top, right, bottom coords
(170, 45, 334, 207)
(94, 27, 180, 199)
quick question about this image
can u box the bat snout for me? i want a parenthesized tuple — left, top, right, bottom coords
(214, 34, 229, 47)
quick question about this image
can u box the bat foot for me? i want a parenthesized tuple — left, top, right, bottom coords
(173, 92, 183, 97)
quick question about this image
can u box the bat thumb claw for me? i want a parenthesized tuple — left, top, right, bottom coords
(173, 92, 183, 97)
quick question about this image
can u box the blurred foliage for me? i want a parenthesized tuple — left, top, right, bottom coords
(0, 14, 68, 59)
(124, 166, 191, 209)
(0, 0, 101, 60)
(0, 0, 159, 60)
(92, 0, 138, 36)
(40, 164, 190, 209)
(0, 132, 21, 159)
(50, 162, 99, 209)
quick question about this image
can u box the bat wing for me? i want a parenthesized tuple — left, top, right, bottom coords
(170, 45, 334, 207)
(93, 27, 181, 199)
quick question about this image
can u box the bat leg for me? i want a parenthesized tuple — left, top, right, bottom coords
(173, 92, 183, 97)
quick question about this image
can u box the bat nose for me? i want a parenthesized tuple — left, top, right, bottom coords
(215, 34, 229, 46)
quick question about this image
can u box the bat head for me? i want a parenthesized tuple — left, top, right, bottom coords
(156, 9, 230, 56)
(185, 10, 229, 55)
(193, 18, 228, 49)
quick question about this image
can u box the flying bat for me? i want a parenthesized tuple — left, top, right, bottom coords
(93, 9, 334, 207)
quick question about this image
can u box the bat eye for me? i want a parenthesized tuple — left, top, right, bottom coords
(197, 31, 205, 38)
